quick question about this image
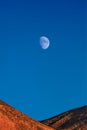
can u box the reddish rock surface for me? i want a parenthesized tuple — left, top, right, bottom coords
(0, 100, 87, 130)
(0, 100, 54, 130)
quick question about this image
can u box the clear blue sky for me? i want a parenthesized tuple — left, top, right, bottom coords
(0, 0, 86, 120)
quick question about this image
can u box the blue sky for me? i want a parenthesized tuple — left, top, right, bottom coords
(0, 0, 86, 120)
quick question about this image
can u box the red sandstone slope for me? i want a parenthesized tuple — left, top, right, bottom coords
(0, 100, 54, 130)
(0, 100, 87, 130)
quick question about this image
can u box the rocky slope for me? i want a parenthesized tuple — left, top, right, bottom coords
(0, 100, 87, 130)
(0, 100, 54, 130)
(41, 106, 87, 130)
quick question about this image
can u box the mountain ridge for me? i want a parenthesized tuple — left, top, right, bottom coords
(0, 100, 54, 130)
(0, 100, 87, 130)
(41, 105, 87, 130)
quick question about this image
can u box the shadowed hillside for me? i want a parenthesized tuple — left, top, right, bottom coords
(41, 106, 87, 130)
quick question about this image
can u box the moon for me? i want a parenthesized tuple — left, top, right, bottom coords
(40, 36, 50, 49)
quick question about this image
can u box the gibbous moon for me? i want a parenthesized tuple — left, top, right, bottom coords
(40, 36, 50, 49)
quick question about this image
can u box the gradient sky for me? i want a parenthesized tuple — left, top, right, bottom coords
(0, 0, 86, 120)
